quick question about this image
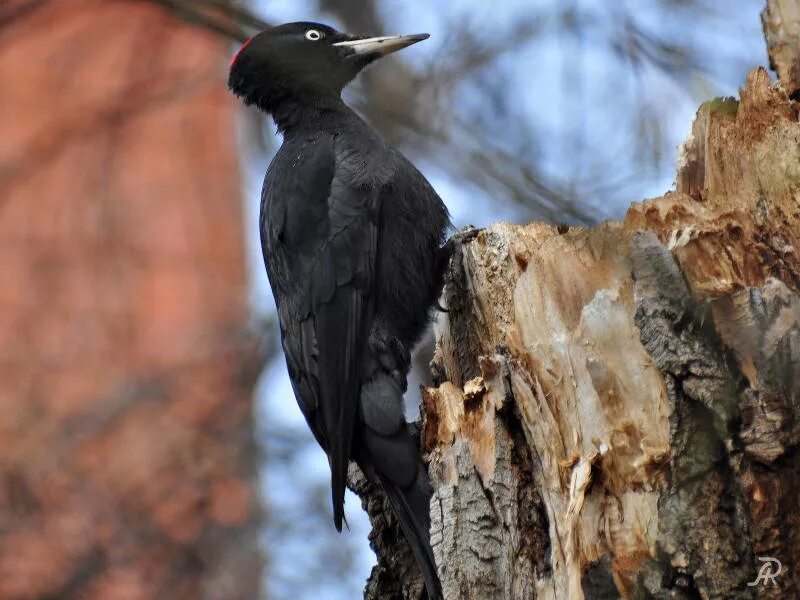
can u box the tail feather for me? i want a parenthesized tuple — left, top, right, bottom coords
(357, 371, 442, 599)
(379, 468, 442, 600)
(332, 463, 346, 532)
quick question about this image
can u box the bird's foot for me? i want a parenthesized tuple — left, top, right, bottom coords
(450, 224, 481, 246)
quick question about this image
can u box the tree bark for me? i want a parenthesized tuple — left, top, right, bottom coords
(351, 17, 800, 600)
(0, 3, 262, 598)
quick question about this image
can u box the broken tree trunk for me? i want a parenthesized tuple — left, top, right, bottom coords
(351, 24, 800, 600)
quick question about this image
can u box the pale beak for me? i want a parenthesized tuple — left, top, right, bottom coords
(333, 33, 429, 57)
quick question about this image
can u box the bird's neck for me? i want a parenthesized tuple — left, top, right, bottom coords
(267, 91, 351, 134)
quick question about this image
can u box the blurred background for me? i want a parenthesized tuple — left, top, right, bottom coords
(0, 0, 766, 598)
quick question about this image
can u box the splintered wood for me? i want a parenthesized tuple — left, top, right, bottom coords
(762, 0, 800, 98)
(423, 68, 800, 599)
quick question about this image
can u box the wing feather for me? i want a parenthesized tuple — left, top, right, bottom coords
(261, 134, 380, 530)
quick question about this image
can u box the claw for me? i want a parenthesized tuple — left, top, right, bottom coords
(451, 224, 481, 246)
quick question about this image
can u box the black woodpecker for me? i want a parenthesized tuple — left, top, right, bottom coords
(228, 21, 450, 599)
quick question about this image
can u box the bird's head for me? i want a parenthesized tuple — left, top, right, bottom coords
(228, 22, 428, 111)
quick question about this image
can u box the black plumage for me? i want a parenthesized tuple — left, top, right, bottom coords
(228, 22, 450, 599)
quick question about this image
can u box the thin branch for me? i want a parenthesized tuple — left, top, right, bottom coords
(147, 0, 269, 41)
(0, 0, 49, 30)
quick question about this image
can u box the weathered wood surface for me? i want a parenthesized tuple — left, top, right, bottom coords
(354, 65, 800, 599)
(762, 0, 800, 98)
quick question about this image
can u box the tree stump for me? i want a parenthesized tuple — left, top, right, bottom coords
(353, 63, 800, 600)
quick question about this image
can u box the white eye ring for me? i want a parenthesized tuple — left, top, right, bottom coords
(305, 29, 322, 41)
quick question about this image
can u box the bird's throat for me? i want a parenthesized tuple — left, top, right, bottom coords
(267, 92, 349, 134)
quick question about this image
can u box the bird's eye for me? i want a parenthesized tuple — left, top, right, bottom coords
(305, 29, 322, 41)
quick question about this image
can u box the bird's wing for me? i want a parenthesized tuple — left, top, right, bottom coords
(261, 135, 380, 531)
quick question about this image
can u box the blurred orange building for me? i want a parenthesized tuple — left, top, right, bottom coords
(0, 1, 261, 598)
